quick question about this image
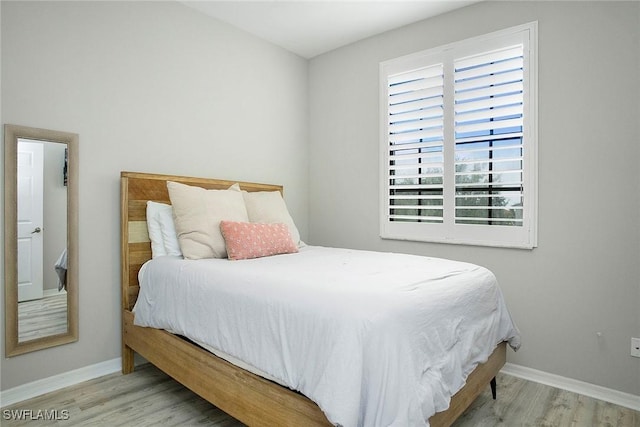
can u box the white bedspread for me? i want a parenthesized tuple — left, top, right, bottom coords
(133, 246, 520, 427)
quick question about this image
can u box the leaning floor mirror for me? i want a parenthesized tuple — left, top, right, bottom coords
(4, 124, 78, 356)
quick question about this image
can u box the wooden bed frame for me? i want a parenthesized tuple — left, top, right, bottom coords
(120, 171, 507, 427)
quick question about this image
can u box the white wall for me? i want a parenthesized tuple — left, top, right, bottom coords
(1, 1, 308, 390)
(42, 142, 67, 292)
(309, 1, 640, 395)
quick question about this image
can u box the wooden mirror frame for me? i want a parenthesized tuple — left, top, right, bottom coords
(4, 124, 79, 356)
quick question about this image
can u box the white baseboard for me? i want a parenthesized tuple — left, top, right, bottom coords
(2, 358, 638, 413)
(43, 289, 67, 298)
(0, 358, 121, 408)
(502, 362, 640, 412)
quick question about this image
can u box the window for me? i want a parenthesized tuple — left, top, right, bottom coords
(379, 23, 537, 249)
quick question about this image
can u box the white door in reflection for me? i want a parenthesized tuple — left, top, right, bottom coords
(17, 139, 44, 302)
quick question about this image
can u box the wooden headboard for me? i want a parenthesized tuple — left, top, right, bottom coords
(120, 171, 283, 311)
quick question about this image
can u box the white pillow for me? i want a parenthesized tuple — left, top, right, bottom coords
(146, 201, 169, 258)
(242, 190, 303, 247)
(167, 181, 249, 259)
(157, 206, 182, 257)
(146, 201, 182, 258)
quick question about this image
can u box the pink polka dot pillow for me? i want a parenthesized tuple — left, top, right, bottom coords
(220, 221, 299, 260)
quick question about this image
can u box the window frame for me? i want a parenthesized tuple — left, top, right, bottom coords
(379, 22, 538, 249)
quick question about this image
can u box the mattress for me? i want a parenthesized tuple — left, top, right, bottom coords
(133, 246, 520, 427)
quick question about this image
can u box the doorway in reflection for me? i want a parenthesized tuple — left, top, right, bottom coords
(16, 138, 68, 342)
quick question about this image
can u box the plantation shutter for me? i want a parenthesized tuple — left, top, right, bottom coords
(386, 64, 445, 223)
(380, 22, 536, 248)
(453, 45, 525, 226)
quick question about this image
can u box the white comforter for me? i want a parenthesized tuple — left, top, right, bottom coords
(133, 246, 520, 427)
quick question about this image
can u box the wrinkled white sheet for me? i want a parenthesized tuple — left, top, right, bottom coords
(133, 246, 520, 427)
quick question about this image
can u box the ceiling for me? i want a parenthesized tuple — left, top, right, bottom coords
(181, 1, 480, 59)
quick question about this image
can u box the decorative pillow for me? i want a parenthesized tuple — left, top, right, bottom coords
(242, 190, 303, 247)
(220, 221, 298, 260)
(167, 181, 249, 259)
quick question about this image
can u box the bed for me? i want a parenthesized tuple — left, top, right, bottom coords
(121, 171, 519, 427)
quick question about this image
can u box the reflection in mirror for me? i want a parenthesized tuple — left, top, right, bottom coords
(17, 139, 68, 341)
(5, 124, 78, 356)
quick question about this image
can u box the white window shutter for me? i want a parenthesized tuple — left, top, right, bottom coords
(380, 22, 537, 249)
(454, 45, 525, 227)
(387, 64, 445, 223)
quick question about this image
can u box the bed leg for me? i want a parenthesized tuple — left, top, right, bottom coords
(490, 377, 497, 400)
(122, 344, 135, 374)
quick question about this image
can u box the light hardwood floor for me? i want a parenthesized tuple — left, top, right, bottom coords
(18, 293, 68, 342)
(2, 364, 638, 426)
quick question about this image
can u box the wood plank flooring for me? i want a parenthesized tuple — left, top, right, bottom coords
(453, 373, 639, 427)
(18, 293, 68, 342)
(2, 363, 638, 426)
